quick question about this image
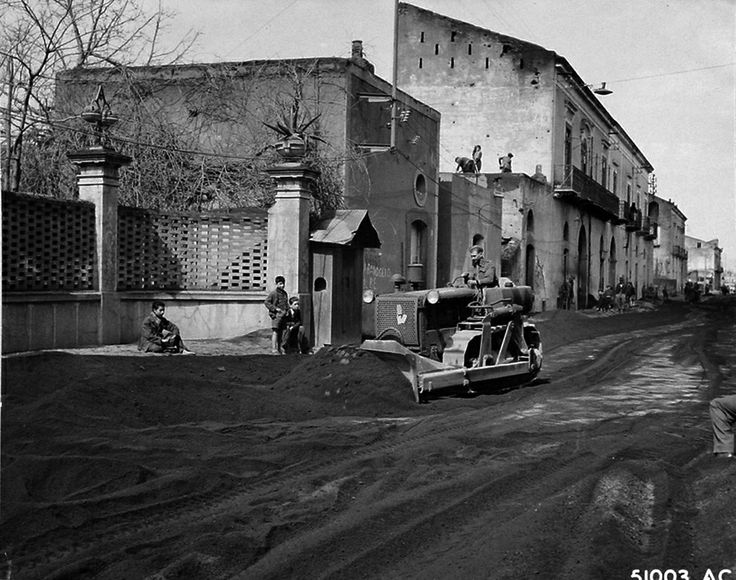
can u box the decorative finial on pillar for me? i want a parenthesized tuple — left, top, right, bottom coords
(80, 84, 119, 148)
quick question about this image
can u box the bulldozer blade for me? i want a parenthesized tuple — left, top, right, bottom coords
(360, 339, 450, 402)
(417, 361, 530, 399)
(360, 340, 533, 403)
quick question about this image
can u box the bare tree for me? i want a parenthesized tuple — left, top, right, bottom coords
(1, 0, 197, 191)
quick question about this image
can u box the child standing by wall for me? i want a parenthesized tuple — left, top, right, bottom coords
(264, 275, 289, 354)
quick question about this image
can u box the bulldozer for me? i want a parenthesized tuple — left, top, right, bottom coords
(360, 279, 543, 402)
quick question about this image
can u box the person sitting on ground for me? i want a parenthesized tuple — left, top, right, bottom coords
(282, 296, 310, 355)
(710, 394, 736, 458)
(455, 156, 477, 174)
(138, 300, 193, 354)
(264, 275, 289, 354)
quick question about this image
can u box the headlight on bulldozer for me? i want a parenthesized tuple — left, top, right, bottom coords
(427, 289, 440, 304)
(362, 289, 375, 304)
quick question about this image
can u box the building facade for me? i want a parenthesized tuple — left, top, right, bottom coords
(651, 195, 688, 294)
(686, 235, 723, 293)
(55, 44, 441, 318)
(396, 2, 657, 309)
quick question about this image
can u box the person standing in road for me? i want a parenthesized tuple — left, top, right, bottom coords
(710, 394, 736, 458)
(615, 276, 627, 312)
(264, 275, 289, 354)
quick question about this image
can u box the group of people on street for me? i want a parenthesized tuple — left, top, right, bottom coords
(136, 275, 310, 357)
(455, 146, 513, 174)
(614, 276, 636, 312)
(264, 275, 310, 355)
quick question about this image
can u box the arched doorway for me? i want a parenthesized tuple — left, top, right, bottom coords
(525, 244, 535, 290)
(608, 237, 617, 286)
(599, 234, 605, 292)
(577, 225, 587, 309)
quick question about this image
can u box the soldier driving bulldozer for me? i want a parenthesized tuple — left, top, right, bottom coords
(462, 245, 528, 358)
(462, 245, 499, 291)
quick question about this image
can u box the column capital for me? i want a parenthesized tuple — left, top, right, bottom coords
(67, 145, 132, 169)
(266, 162, 320, 184)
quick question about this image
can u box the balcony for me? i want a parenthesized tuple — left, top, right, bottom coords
(553, 165, 621, 221)
(622, 202, 642, 231)
(642, 216, 658, 240)
(672, 245, 688, 259)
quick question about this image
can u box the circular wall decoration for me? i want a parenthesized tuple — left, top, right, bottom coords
(414, 173, 427, 207)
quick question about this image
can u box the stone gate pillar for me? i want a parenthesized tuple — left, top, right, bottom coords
(266, 162, 318, 295)
(68, 146, 131, 344)
(266, 162, 319, 342)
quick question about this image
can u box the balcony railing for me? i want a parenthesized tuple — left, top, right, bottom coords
(672, 245, 688, 259)
(642, 216, 658, 240)
(553, 165, 620, 221)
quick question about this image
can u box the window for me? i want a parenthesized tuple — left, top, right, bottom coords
(435, 43, 439, 55)
(420, 31, 425, 43)
(468, 44, 472, 55)
(410, 220, 427, 264)
(564, 124, 572, 170)
(601, 156, 608, 188)
(612, 169, 618, 195)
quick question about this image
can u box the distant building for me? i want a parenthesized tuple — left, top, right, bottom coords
(686, 235, 723, 293)
(396, 2, 656, 309)
(651, 196, 688, 294)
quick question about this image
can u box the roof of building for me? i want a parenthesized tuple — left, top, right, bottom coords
(310, 209, 381, 248)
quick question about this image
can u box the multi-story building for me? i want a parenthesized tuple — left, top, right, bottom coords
(686, 235, 723, 293)
(396, 2, 656, 309)
(651, 195, 688, 294)
(56, 42, 441, 306)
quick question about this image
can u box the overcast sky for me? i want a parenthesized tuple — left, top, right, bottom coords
(153, 0, 736, 268)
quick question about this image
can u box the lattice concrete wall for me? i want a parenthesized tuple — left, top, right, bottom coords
(2, 192, 96, 291)
(117, 207, 268, 291)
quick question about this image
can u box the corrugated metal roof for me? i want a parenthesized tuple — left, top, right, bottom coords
(310, 209, 381, 248)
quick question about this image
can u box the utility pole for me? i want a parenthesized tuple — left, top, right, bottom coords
(390, 0, 399, 150)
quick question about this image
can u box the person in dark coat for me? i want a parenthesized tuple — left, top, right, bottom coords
(710, 394, 736, 458)
(282, 296, 310, 354)
(264, 275, 289, 354)
(138, 300, 192, 354)
(455, 156, 477, 173)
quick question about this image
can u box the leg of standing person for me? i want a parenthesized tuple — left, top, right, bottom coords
(710, 394, 736, 456)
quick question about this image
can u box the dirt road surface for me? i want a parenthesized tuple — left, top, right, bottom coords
(2, 296, 736, 579)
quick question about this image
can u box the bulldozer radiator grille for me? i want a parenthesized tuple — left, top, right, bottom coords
(375, 296, 420, 346)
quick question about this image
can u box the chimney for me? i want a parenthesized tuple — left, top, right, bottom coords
(351, 40, 364, 59)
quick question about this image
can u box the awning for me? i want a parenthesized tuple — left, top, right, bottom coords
(310, 209, 381, 248)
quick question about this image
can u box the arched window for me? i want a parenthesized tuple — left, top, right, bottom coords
(410, 220, 427, 265)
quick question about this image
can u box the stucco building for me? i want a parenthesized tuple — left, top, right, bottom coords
(652, 195, 688, 294)
(55, 42, 441, 311)
(686, 235, 723, 293)
(396, 2, 656, 309)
